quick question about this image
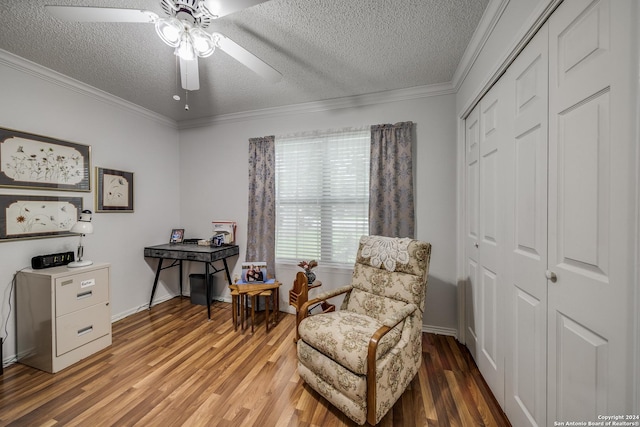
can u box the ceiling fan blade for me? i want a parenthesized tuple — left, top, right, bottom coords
(180, 57, 200, 91)
(45, 6, 157, 23)
(215, 34, 281, 83)
(203, 0, 269, 19)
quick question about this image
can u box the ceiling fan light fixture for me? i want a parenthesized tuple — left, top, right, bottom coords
(190, 27, 216, 57)
(175, 33, 196, 61)
(155, 17, 184, 47)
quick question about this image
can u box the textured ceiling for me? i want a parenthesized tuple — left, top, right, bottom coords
(0, 0, 489, 123)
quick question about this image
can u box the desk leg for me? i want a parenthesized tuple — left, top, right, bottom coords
(179, 260, 183, 297)
(149, 258, 164, 309)
(222, 258, 232, 285)
(205, 262, 211, 320)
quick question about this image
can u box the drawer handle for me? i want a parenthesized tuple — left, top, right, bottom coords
(61, 279, 74, 286)
(77, 326, 93, 336)
(77, 290, 93, 300)
(186, 254, 197, 259)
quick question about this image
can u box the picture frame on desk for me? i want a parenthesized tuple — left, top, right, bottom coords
(241, 261, 268, 283)
(170, 228, 184, 244)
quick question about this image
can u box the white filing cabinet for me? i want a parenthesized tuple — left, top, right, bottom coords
(16, 262, 111, 373)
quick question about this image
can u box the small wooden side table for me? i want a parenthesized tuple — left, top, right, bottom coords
(229, 281, 281, 333)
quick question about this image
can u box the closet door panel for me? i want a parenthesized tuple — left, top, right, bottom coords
(477, 79, 507, 405)
(465, 106, 480, 357)
(505, 24, 548, 427)
(548, 0, 635, 421)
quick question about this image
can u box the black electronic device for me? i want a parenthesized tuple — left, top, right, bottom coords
(31, 251, 75, 269)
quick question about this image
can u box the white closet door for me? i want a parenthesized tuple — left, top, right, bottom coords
(504, 24, 548, 427)
(548, 0, 636, 422)
(476, 78, 507, 405)
(465, 105, 480, 358)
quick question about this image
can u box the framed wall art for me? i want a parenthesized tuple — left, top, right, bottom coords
(95, 167, 134, 212)
(0, 127, 91, 191)
(0, 194, 83, 242)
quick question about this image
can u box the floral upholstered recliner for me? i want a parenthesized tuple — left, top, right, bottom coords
(296, 235, 432, 425)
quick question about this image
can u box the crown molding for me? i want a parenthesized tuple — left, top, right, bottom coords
(178, 82, 455, 129)
(0, 49, 177, 129)
(456, 0, 562, 119)
(451, 0, 510, 92)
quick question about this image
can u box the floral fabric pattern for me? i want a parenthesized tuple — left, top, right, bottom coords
(298, 311, 402, 375)
(369, 122, 415, 238)
(296, 236, 432, 425)
(246, 136, 276, 277)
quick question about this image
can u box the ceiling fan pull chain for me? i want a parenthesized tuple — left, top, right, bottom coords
(173, 55, 181, 101)
(184, 65, 189, 111)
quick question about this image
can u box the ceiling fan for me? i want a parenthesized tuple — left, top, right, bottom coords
(45, 0, 282, 95)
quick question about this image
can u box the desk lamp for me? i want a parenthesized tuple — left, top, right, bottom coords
(68, 210, 94, 268)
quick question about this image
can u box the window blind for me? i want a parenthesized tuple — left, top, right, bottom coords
(275, 127, 370, 266)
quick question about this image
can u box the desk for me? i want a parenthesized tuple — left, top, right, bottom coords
(144, 243, 239, 319)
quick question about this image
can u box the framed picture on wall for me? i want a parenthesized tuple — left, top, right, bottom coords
(95, 167, 134, 212)
(0, 194, 83, 241)
(0, 127, 91, 191)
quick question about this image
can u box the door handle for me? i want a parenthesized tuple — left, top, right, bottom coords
(545, 270, 557, 283)
(474, 243, 479, 248)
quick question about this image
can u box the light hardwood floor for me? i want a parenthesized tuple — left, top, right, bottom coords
(0, 297, 510, 426)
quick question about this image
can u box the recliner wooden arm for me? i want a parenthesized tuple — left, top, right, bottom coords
(366, 303, 418, 425)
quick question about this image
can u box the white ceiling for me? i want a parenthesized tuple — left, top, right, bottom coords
(0, 0, 489, 123)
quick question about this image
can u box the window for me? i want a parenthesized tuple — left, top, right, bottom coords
(275, 127, 370, 266)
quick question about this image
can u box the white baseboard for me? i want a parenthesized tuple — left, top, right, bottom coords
(423, 325, 458, 338)
(108, 294, 459, 341)
(2, 354, 17, 369)
(111, 293, 175, 323)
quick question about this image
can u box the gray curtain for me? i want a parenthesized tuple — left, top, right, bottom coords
(369, 122, 415, 238)
(246, 136, 276, 278)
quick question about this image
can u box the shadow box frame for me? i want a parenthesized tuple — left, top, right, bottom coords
(0, 126, 91, 192)
(95, 167, 134, 213)
(0, 194, 83, 242)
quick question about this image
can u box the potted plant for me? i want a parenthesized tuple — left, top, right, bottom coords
(297, 260, 318, 284)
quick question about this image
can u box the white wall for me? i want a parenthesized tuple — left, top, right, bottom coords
(0, 52, 181, 364)
(178, 92, 459, 334)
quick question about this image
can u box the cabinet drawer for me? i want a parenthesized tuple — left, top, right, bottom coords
(56, 268, 109, 316)
(56, 303, 111, 356)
